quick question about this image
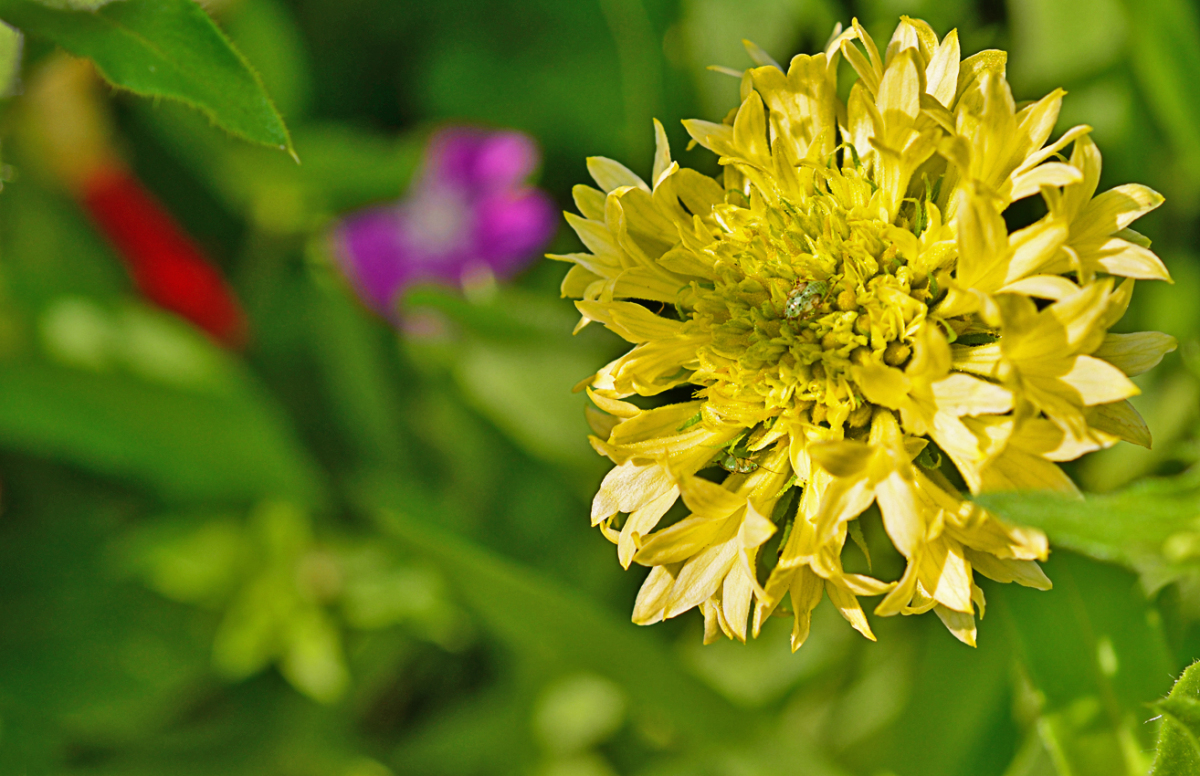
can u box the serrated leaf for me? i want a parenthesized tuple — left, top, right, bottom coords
(0, 0, 293, 153)
(1152, 662, 1200, 775)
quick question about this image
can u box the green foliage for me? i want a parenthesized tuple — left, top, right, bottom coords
(1124, 0, 1200, 193)
(373, 508, 760, 746)
(1152, 661, 1200, 774)
(0, 19, 19, 96)
(1000, 553, 1172, 775)
(0, 0, 292, 153)
(980, 476, 1200, 594)
(0, 342, 325, 504)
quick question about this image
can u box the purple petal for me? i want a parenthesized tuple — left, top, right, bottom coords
(472, 188, 559, 277)
(423, 128, 488, 191)
(332, 126, 558, 319)
(473, 132, 540, 192)
(333, 206, 410, 316)
(423, 127, 541, 194)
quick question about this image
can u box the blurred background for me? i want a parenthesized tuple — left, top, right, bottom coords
(2, 0, 1200, 774)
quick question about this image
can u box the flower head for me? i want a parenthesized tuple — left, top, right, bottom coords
(555, 18, 1177, 649)
(334, 127, 558, 317)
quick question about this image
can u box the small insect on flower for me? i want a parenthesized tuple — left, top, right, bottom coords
(558, 17, 1176, 652)
(717, 448, 759, 474)
(784, 280, 829, 320)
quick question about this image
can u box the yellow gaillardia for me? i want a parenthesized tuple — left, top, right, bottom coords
(553, 18, 1176, 649)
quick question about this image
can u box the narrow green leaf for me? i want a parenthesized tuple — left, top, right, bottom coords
(998, 552, 1175, 776)
(979, 476, 1200, 593)
(0, 20, 20, 96)
(0, 361, 325, 505)
(372, 509, 762, 746)
(1152, 662, 1200, 775)
(1124, 0, 1200, 187)
(404, 284, 618, 472)
(0, 0, 293, 153)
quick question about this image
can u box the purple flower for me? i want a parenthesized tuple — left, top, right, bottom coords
(333, 127, 558, 318)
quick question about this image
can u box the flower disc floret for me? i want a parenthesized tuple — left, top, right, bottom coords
(688, 167, 938, 426)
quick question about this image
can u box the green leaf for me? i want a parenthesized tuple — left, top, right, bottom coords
(997, 552, 1176, 776)
(0, 0, 293, 153)
(371, 508, 762, 747)
(134, 99, 422, 230)
(1007, 0, 1125, 89)
(0, 19, 20, 96)
(1152, 661, 1200, 775)
(979, 474, 1200, 593)
(1124, 0, 1200, 190)
(0, 360, 325, 505)
(404, 284, 619, 473)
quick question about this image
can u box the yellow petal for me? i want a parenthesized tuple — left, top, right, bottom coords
(572, 184, 607, 221)
(632, 565, 677, 625)
(964, 549, 1051, 590)
(1081, 238, 1172, 281)
(1010, 162, 1083, 201)
(1073, 183, 1164, 244)
(998, 274, 1079, 300)
(721, 561, 756, 642)
(1058, 355, 1140, 405)
(634, 511, 735, 566)
(978, 446, 1081, 496)
(826, 582, 877, 641)
(618, 486, 679, 569)
(651, 118, 673, 186)
(919, 536, 974, 613)
(925, 28, 960, 107)
(592, 460, 675, 524)
(876, 470, 924, 557)
(665, 540, 739, 618)
(931, 373, 1012, 416)
(788, 566, 825, 651)
(587, 156, 649, 193)
(934, 604, 977, 646)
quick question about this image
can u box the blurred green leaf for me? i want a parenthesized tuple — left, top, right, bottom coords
(0, 361, 325, 505)
(1152, 661, 1200, 775)
(980, 475, 1200, 593)
(222, 0, 314, 121)
(847, 620, 1016, 776)
(1124, 0, 1200, 191)
(0, 0, 293, 153)
(136, 99, 421, 231)
(0, 19, 20, 96)
(681, 0, 835, 119)
(405, 283, 617, 473)
(1007, 0, 1125, 90)
(307, 273, 408, 469)
(997, 553, 1175, 776)
(0, 462, 211, 771)
(533, 672, 626, 755)
(373, 508, 761, 747)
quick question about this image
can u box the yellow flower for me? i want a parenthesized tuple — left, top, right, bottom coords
(552, 17, 1177, 649)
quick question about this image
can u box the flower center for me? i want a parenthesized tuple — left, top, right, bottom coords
(688, 166, 934, 427)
